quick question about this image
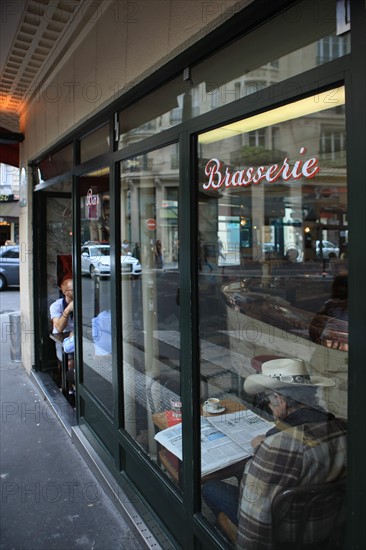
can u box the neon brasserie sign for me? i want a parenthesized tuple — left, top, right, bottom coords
(203, 147, 319, 190)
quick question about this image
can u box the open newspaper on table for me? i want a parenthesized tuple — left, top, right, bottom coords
(154, 409, 274, 475)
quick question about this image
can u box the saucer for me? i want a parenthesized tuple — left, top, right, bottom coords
(203, 404, 226, 414)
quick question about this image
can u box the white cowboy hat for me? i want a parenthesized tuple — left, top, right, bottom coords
(244, 357, 335, 395)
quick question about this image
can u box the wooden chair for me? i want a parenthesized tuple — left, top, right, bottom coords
(217, 512, 237, 545)
(217, 478, 346, 549)
(271, 478, 346, 549)
(147, 375, 182, 485)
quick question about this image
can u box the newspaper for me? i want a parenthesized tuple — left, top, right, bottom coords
(154, 409, 274, 475)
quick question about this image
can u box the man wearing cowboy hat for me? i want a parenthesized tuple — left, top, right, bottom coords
(202, 357, 347, 549)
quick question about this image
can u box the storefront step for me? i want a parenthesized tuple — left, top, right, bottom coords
(31, 370, 76, 436)
(72, 425, 176, 550)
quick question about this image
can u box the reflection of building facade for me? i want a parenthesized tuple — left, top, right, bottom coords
(2, 1, 366, 548)
(121, 151, 179, 268)
(118, 33, 349, 266)
(0, 164, 19, 244)
(199, 98, 347, 265)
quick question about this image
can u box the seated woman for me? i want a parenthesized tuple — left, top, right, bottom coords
(202, 357, 347, 549)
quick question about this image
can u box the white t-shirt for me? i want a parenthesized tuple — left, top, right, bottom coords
(63, 335, 75, 354)
(49, 297, 74, 333)
(92, 310, 112, 355)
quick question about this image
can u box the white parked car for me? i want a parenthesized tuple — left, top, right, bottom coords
(81, 243, 142, 278)
(316, 240, 339, 259)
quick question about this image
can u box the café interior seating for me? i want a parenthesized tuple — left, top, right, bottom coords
(217, 477, 346, 549)
(148, 374, 246, 486)
(146, 373, 180, 415)
(217, 511, 237, 545)
(147, 374, 182, 484)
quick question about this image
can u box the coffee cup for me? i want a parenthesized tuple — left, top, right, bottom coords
(204, 398, 221, 411)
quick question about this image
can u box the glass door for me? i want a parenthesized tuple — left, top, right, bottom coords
(79, 168, 114, 414)
(119, 144, 182, 487)
(34, 185, 73, 386)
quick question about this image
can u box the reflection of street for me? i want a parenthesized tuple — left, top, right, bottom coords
(81, 276, 111, 320)
(0, 287, 20, 313)
(78, 263, 347, 417)
(80, 270, 180, 333)
(80, 262, 339, 339)
(218, 251, 241, 267)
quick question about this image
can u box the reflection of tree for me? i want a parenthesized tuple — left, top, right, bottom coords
(231, 145, 287, 166)
(198, 146, 288, 186)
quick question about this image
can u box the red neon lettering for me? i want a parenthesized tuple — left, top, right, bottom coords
(291, 146, 307, 179)
(291, 160, 304, 179)
(252, 166, 266, 184)
(265, 164, 279, 182)
(281, 158, 292, 181)
(224, 167, 231, 187)
(231, 170, 245, 186)
(203, 158, 223, 189)
(302, 157, 320, 178)
(203, 147, 319, 190)
(245, 167, 254, 185)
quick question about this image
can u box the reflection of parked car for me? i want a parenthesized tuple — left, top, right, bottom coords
(0, 245, 19, 290)
(81, 243, 142, 278)
(316, 240, 339, 259)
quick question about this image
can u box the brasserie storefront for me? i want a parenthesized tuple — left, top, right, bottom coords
(22, 0, 365, 548)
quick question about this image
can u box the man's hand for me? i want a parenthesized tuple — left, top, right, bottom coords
(64, 300, 73, 316)
(53, 300, 73, 333)
(251, 434, 265, 450)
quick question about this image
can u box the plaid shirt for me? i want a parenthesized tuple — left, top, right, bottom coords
(236, 409, 347, 549)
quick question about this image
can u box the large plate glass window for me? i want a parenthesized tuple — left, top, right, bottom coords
(117, 0, 349, 148)
(198, 87, 348, 545)
(80, 124, 110, 163)
(119, 144, 181, 487)
(79, 168, 113, 414)
(37, 144, 73, 182)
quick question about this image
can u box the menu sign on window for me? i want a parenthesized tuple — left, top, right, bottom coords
(85, 188, 100, 219)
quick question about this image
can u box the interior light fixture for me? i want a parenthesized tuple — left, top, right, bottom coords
(198, 87, 345, 144)
(84, 167, 110, 177)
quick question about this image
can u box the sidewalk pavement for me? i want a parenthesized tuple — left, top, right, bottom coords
(0, 310, 149, 550)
